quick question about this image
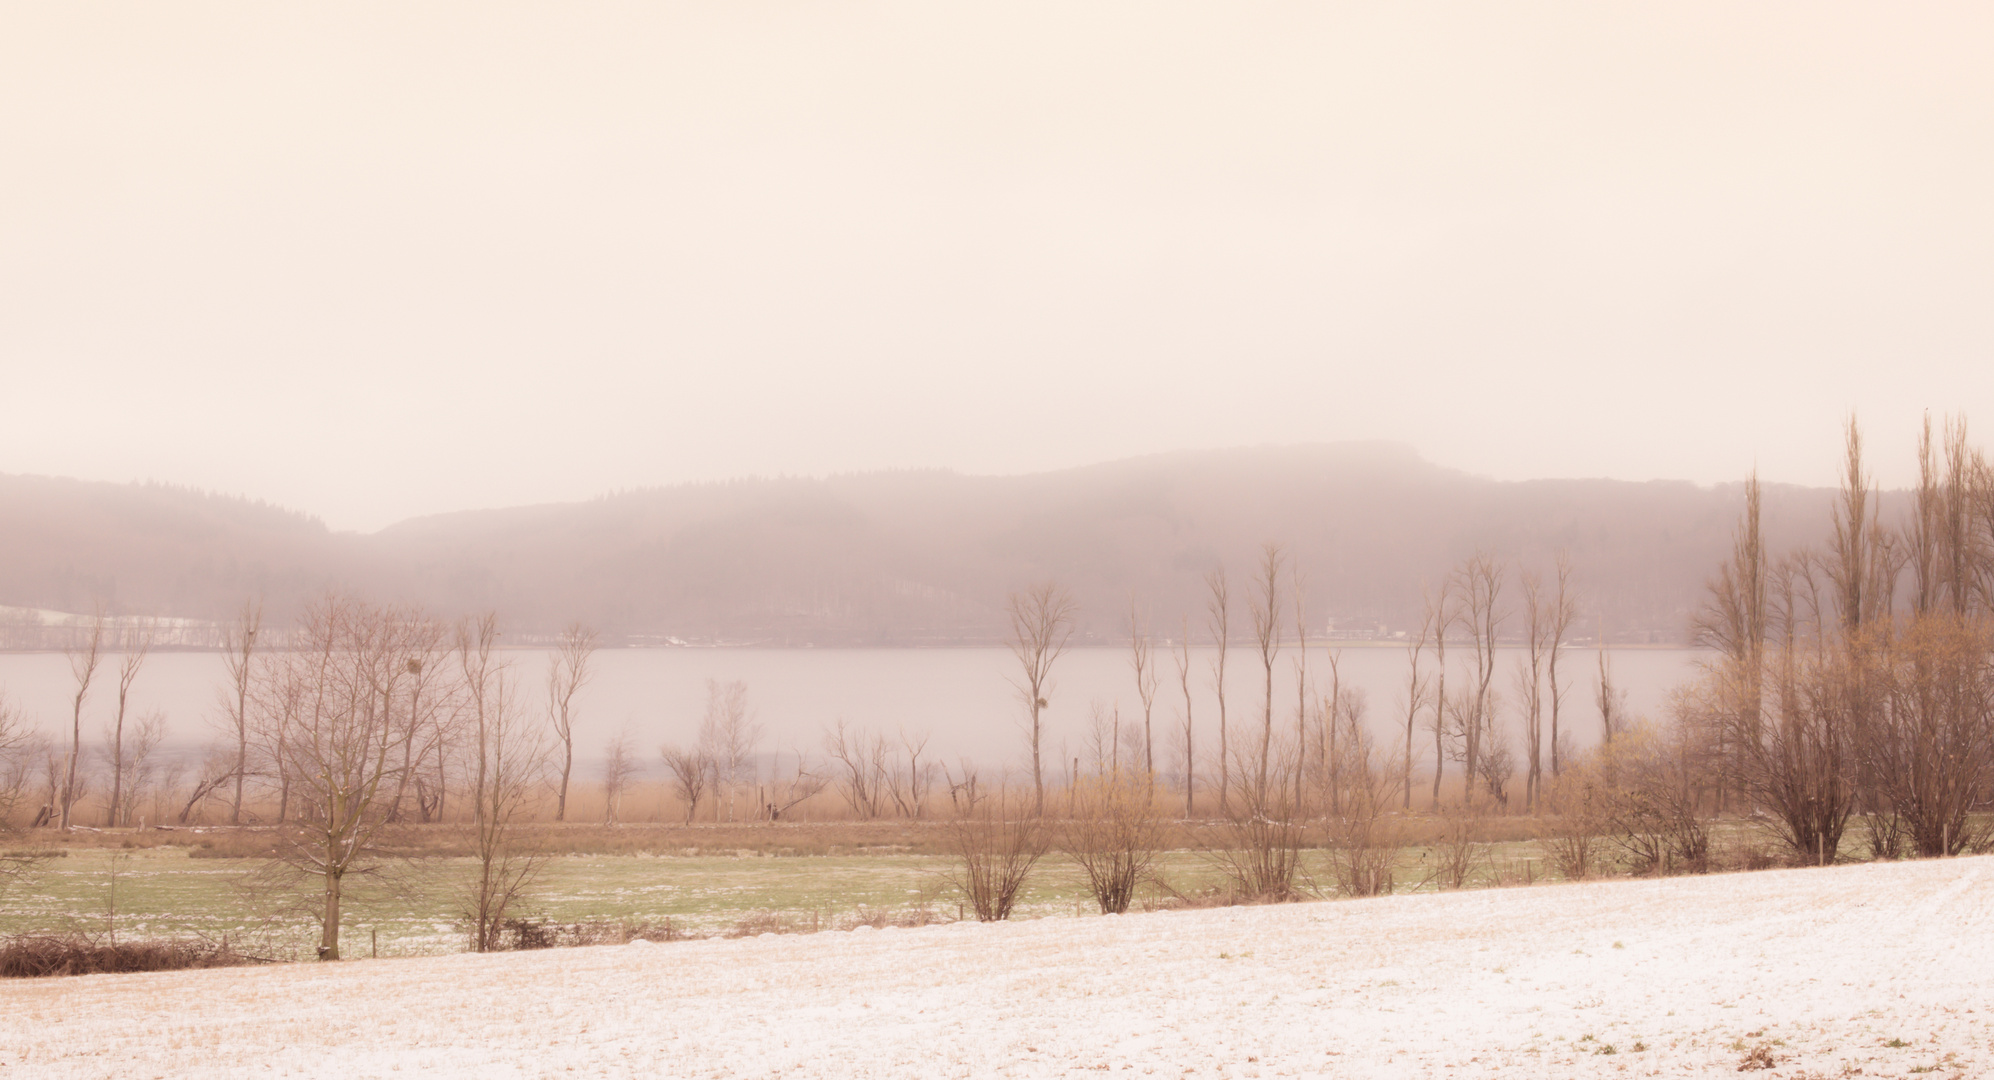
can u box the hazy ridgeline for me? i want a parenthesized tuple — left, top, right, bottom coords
(0, 442, 1855, 647)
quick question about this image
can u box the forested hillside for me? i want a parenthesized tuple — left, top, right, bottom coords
(0, 444, 1845, 644)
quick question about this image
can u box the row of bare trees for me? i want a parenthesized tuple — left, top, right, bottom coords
(1007, 544, 1591, 831)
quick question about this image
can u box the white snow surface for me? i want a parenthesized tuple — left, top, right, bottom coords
(5, 856, 1990, 1078)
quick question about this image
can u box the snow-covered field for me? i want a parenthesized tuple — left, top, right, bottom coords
(4, 856, 1989, 1078)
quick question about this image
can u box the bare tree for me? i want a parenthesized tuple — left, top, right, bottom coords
(822, 718, 888, 819)
(1249, 543, 1284, 810)
(885, 729, 935, 819)
(1173, 615, 1196, 818)
(59, 609, 105, 830)
(659, 742, 713, 824)
(1007, 582, 1076, 817)
(1400, 594, 1434, 810)
(105, 624, 152, 827)
(176, 747, 238, 824)
(546, 622, 598, 823)
(268, 597, 441, 960)
(765, 748, 826, 820)
(460, 613, 548, 951)
(1428, 577, 1454, 805)
(1292, 576, 1311, 813)
(1547, 552, 1579, 780)
(0, 694, 46, 889)
(1454, 555, 1505, 808)
(601, 729, 638, 825)
(1127, 598, 1158, 781)
(103, 709, 166, 828)
(1204, 567, 1232, 816)
(1595, 640, 1623, 745)
(219, 599, 261, 825)
(699, 679, 760, 822)
(1516, 570, 1548, 812)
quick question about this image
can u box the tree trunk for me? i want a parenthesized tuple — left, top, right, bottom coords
(320, 870, 343, 960)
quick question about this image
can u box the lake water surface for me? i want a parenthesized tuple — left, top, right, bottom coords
(0, 646, 1703, 778)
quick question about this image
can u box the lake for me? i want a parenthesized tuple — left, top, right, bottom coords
(0, 645, 1703, 779)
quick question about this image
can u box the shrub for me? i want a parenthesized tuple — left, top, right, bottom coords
(943, 792, 1050, 922)
(0, 935, 256, 978)
(1060, 771, 1167, 914)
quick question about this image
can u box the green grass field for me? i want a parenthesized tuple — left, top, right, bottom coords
(0, 815, 1833, 963)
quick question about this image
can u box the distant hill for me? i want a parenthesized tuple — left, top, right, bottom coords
(0, 444, 1849, 645)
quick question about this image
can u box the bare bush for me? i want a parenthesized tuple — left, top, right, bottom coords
(1061, 769, 1166, 914)
(1595, 718, 1711, 875)
(1326, 717, 1405, 898)
(1425, 801, 1484, 890)
(943, 789, 1050, 922)
(1540, 768, 1609, 880)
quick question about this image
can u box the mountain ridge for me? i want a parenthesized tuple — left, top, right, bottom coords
(0, 444, 1844, 645)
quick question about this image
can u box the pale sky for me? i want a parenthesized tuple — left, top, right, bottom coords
(3, 3, 1990, 532)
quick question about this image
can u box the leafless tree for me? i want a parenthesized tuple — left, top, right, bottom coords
(698, 679, 760, 822)
(1249, 543, 1284, 811)
(1007, 582, 1076, 817)
(1204, 567, 1233, 816)
(102, 624, 152, 827)
(764, 748, 826, 820)
(1547, 552, 1579, 780)
(885, 729, 935, 819)
(1516, 570, 1549, 812)
(1400, 594, 1434, 810)
(0, 694, 45, 888)
(659, 742, 713, 824)
(1320, 649, 1366, 820)
(59, 609, 105, 830)
(547, 622, 598, 823)
(1128, 598, 1158, 779)
(596, 730, 635, 824)
(1453, 555, 1505, 808)
(460, 613, 548, 951)
(267, 597, 441, 959)
(103, 709, 166, 828)
(1428, 577, 1454, 805)
(1173, 615, 1196, 818)
(381, 620, 454, 826)
(176, 747, 237, 824)
(219, 599, 261, 825)
(822, 719, 889, 819)
(1595, 641, 1624, 746)
(1291, 577, 1310, 813)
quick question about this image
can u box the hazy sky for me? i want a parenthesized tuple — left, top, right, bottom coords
(4, 3, 1990, 532)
